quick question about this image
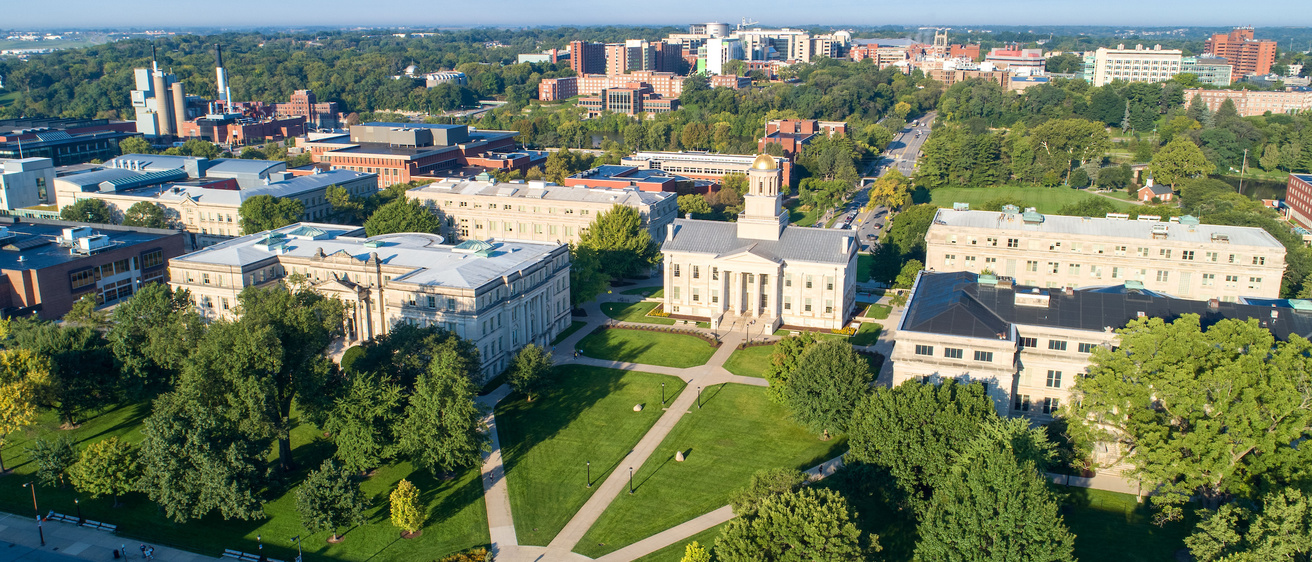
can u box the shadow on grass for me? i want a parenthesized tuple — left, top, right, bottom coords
(693, 383, 726, 409)
(496, 365, 627, 476)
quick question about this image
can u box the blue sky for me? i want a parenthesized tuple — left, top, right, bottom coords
(5, 0, 1308, 29)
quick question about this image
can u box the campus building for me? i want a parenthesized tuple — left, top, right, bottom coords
(620, 151, 793, 187)
(891, 271, 1312, 423)
(1083, 44, 1183, 87)
(1181, 57, 1234, 86)
(406, 178, 677, 245)
(0, 118, 139, 166)
(1205, 27, 1277, 77)
(274, 90, 342, 129)
(1183, 88, 1312, 117)
(167, 223, 572, 377)
(661, 155, 858, 331)
(0, 157, 55, 210)
(924, 207, 1287, 301)
(1285, 173, 1312, 229)
(303, 123, 524, 184)
(53, 153, 376, 249)
(0, 217, 186, 319)
(577, 86, 679, 117)
(758, 119, 847, 158)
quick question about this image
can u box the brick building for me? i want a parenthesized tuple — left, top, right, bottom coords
(177, 114, 306, 147)
(949, 44, 981, 60)
(578, 86, 678, 117)
(274, 90, 341, 129)
(1183, 88, 1312, 117)
(304, 123, 523, 184)
(539, 71, 748, 102)
(758, 119, 848, 158)
(1205, 27, 1277, 77)
(570, 41, 607, 76)
(621, 151, 794, 187)
(564, 164, 717, 194)
(1286, 173, 1312, 229)
(0, 119, 140, 166)
(0, 217, 186, 319)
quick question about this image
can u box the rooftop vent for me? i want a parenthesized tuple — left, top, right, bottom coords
(1021, 208, 1044, 224)
(978, 273, 998, 286)
(72, 234, 111, 255)
(953, 202, 970, 211)
(1138, 214, 1161, 222)
(1106, 212, 1130, 220)
(1212, 233, 1230, 244)
(1001, 204, 1020, 215)
(1290, 299, 1312, 312)
(1151, 223, 1170, 239)
(1125, 280, 1146, 291)
(1014, 288, 1051, 308)
(1208, 298, 1220, 311)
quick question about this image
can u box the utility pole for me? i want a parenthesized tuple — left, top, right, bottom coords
(1238, 148, 1248, 196)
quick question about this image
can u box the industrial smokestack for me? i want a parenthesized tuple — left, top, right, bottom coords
(214, 44, 230, 112)
(170, 82, 187, 135)
(152, 72, 174, 137)
(151, 44, 158, 71)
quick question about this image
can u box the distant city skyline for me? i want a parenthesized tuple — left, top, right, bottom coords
(3, 0, 1309, 30)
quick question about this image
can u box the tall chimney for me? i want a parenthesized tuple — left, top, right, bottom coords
(170, 82, 187, 135)
(214, 44, 230, 111)
(153, 72, 174, 137)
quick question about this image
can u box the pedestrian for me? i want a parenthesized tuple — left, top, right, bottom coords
(140, 544, 147, 558)
(146, 546, 155, 560)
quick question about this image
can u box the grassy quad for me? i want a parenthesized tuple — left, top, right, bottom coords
(1062, 488, 1196, 561)
(619, 286, 664, 298)
(0, 403, 488, 561)
(574, 383, 845, 558)
(850, 323, 882, 346)
(600, 301, 675, 325)
(631, 522, 727, 562)
(496, 366, 686, 546)
(927, 185, 1139, 215)
(857, 253, 874, 283)
(722, 345, 776, 378)
(861, 303, 892, 319)
(577, 328, 718, 368)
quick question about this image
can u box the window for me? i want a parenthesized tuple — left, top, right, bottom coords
(944, 348, 964, 359)
(1225, 275, 1239, 287)
(784, 274, 792, 287)
(944, 254, 956, 266)
(784, 296, 792, 310)
(987, 237, 998, 246)
(1078, 342, 1097, 353)
(825, 276, 834, 291)
(692, 266, 700, 279)
(1181, 250, 1194, 260)
(805, 276, 813, 289)
(1206, 251, 1218, 262)
(1202, 273, 1215, 286)
(915, 345, 934, 356)
(1249, 277, 1262, 289)
(1007, 238, 1019, 248)
(1068, 264, 1080, 276)
(1048, 262, 1059, 274)
(1014, 394, 1032, 412)
(1091, 265, 1102, 278)
(1019, 337, 1037, 348)
(1048, 340, 1067, 351)
(712, 290, 719, 304)
(1046, 370, 1063, 388)
(70, 269, 95, 290)
(1229, 254, 1236, 264)
(1114, 245, 1127, 256)
(672, 286, 681, 299)
(692, 289, 700, 302)
(1253, 256, 1265, 266)
(1156, 270, 1170, 283)
(974, 350, 993, 362)
(804, 298, 812, 312)
(672, 264, 680, 277)
(1138, 247, 1149, 257)
(965, 256, 976, 266)
(1026, 261, 1038, 272)
(140, 250, 164, 269)
(1159, 248, 1172, 259)
(712, 267, 719, 280)
(1042, 397, 1061, 414)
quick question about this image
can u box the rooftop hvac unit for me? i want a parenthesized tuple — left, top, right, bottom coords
(74, 234, 111, 254)
(62, 226, 93, 241)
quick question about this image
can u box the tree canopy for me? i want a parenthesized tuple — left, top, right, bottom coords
(121, 201, 169, 228)
(716, 486, 876, 562)
(1149, 136, 1213, 189)
(364, 198, 442, 237)
(239, 194, 305, 234)
(296, 459, 367, 541)
(577, 204, 659, 280)
(782, 339, 873, 438)
(60, 198, 115, 224)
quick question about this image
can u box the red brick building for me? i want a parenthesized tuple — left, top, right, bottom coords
(578, 86, 679, 117)
(759, 119, 848, 158)
(274, 90, 341, 129)
(178, 115, 306, 147)
(1286, 173, 1312, 229)
(1206, 27, 1277, 77)
(563, 164, 717, 194)
(949, 44, 981, 60)
(304, 123, 522, 184)
(570, 41, 607, 76)
(0, 218, 186, 319)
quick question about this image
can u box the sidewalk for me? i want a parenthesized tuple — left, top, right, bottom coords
(0, 512, 217, 562)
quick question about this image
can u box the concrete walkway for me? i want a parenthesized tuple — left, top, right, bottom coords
(0, 512, 219, 562)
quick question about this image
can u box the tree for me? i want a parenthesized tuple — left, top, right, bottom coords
(1186, 489, 1312, 562)
(884, 204, 937, 260)
(1259, 143, 1282, 172)
(782, 340, 873, 439)
(677, 194, 713, 217)
(364, 198, 441, 237)
(327, 185, 367, 224)
(390, 478, 425, 537)
(847, 380, 997, 514)
(893, 259, 923, 290)
(121, 201, 168, 228)
(569, 244, 608, 306)
(507, 344, 553, 401)
(915, 419, 1075, 562)
(399, 355, 489, 474)
(62, 294, 107, 329)
(325, 371, 404, 473)
(680, 541, 712, 562)
(1030, 118, 1111, 182)
(108, 284, 204, 399)
(27, 434, 76, 487)
(1150, 136, 1213, 189)
(1069, 167, 1091, 188)
(239, 194, 304, 234)
(730, 468, 808, 518)
(8, 320, 116, 426)
(866, 168, 911, 210)
(578, 204, 659, 280)
(69, 437, 140, 506)
(138, 389, 270, 522)
(1068, 315, 1312, 522)
(715, 487, 875, 562)
(1057, 198, 1117, 218)
(0, 348, 50, 472)
(117, 136, 153, 155)
(761, 332, 819, 402)
(60, 198, 114, 224)
(296, 459, 367, 542)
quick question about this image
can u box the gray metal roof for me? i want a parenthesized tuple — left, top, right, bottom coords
(205, 159, 286, 177)
(661, 218, 855, 265)
(412, 178, 673, 206)
(55, 168, 142, 189)
(932, 209, 1284, 249)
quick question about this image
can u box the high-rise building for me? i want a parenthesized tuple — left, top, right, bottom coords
(1083, 44, 1183, 87)
(131, 51, 184, 139)
(569, 40, 606, 76)
(1205, 27, 1277, 77)
(1181, 57, 1234, 86)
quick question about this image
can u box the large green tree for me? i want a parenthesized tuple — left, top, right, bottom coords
(117, 136, 153, 155)
(1068, 315, 1312, 522)
(239, 194, 305, 234)
(761, 332, 819, 403)
(296, 459, 367, 542)
(507, 343, 554, 401)
(107, 284, 204, 398)
(324, 371, 404, 473)
(914, 419, 1075, 562)
(1029, 118, 1111, 182)
(70, 436, 141, 506)
(399, 354, 489, 474)
(884, 204, 937, 261)
(8, 320, 117, 425)
(569, 244, 609, 306)
(1186, 489, 1312, 562)
(60, 198, 115, 224)
(26, 434, 76, 487)
(364, 198, 441, 237)
(121, 201, 169, 228)
(1150, 136, 1213, 189)
(578, 204, 659, 280)
(0, 348, 50, 472)
(782, 340, 873, 439)
(715, 487, 876, 562)
(847, 380, 997, 514)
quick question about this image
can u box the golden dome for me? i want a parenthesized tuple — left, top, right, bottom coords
(751, 154, 778, 170)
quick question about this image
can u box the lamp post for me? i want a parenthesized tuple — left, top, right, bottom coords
(586, 461, 591, 488)
(697, 386, 701, 409)
(290, 536, 303, 562)
(21, 482, 43, 546)
(257, 534, 266, 562)
(661, 382, 665, 405)
(628, 467, 634, 494)
(75, 497, 83, 525)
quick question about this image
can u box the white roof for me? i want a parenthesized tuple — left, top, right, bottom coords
(932, 209, 1285, 249)
(410, 178, 672, 206)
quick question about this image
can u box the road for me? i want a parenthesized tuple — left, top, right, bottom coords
(817, 112, 935, 249)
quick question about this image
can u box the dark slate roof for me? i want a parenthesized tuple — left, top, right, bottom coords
(1144, 183, 1174, 195)
(903, 272, 1312, 342)
(660, 218, 855, 265)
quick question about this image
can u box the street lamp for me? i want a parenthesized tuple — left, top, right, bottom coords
(290, 536, 303, 562)
(586, 461, 591, 488)
(21, 482, 43, 546)
(257, 534, 266, 562)
(628, 467, 634, 495)
(661, 382, 665, 405)
(696, 386, 701, 409)
(75, 497, 83, 525)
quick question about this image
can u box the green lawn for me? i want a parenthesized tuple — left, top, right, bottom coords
(574, 383, 846, 558)
(631, 523, 727, 562)
(550, 320, 588, 345)
(850, 323, 882, 347)
(619, 286, 663, 298)
(1063, 488, 1195, 561)
(496, 366, 686, 546)
(601, 301, 675, 325)
(0, 403, 488, 562)
(861, 303, 892, 319)
(0, 91, 18, 108)
(928, 186, 1139, 215)
(786, 200, 824, 226)
(577, 328, 718, 368)
(722, 344, 776, 378)
(857, 253, 874, 283)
